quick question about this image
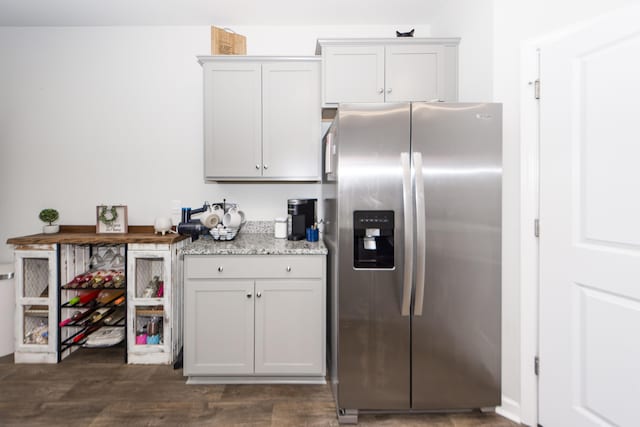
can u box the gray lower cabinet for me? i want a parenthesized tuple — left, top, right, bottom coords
(183, 255, 326, 383)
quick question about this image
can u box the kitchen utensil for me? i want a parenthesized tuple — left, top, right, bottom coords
(200, 212, 220, 228)
(223, 209, 242, 228)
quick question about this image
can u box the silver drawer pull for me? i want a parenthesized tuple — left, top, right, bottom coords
(256, 292, 262, 298)
(218, 266, 223, 272)
(286, 266, 291, 272)
(246, 293, 252, 298)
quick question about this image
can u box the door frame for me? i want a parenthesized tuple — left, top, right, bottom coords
(518, 39, 541, 427)
(520, 28, 576, 427)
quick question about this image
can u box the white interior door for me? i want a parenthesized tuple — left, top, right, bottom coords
(539, 5, 640, 427)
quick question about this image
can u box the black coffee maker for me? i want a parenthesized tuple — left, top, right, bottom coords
(287, 199, 317, 241)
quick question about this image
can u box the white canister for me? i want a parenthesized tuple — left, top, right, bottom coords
(274, 217, 287, 239)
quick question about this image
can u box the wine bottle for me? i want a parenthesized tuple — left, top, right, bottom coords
(95, 289, 124, 305)
(65, 272, 91, 289)
(86, 307, 113, 324)
(65, 289, 101, 306)
(66, 296, 80, 306)
(102, 272, 114, 288)
(112, 272, 125, 288)
(103, 307, 126, 326)
(77, 307, 113, 328)
(72, 325, 101, 343)
(90, 275, 105, 288)
(59, 308, 94, 327)
(81, 273, 94, 288)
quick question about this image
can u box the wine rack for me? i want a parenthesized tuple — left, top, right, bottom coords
(58, 244, 128, 361)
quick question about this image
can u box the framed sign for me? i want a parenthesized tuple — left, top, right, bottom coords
(96, 205, 128, 234)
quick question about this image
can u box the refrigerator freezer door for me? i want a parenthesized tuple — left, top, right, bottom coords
(336, 103, 412, 410)
(411, 103, 502, 409)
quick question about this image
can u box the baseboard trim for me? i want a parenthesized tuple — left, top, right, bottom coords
(496, 395, 522, 425)
(186, 375, 327, 385)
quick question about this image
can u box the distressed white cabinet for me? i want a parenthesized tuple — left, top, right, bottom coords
(198, 56, 322, 181)
(316, 38, 460, 105)
(127, 240, 187, 364)
(184, 255, 326, 383)
(13, 246, 58, 364)
(8, 231, 187, 364)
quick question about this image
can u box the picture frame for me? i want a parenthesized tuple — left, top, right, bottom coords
(96, 205, 128, 234)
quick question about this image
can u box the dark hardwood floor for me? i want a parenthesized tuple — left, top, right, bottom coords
(0, 347, 518, 426)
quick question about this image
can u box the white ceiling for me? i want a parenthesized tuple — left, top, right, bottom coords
(0, 0, 447, 26)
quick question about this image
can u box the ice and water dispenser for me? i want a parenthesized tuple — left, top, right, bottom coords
(353, 210, 394, 269)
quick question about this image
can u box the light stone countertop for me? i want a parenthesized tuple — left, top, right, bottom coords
(181, 232, 327, 256)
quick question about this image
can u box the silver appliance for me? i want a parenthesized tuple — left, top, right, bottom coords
(323, 103, 502, 423)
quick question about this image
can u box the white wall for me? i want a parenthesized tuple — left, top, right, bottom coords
(0, 26, 321, 262)
(429, 0, 494, 101)
(492, 1, 637, 424)
(227, 25, 432, 55)
(0, 23, 490, 265)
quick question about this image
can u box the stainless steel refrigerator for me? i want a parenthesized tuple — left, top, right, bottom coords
(322, 102, 502, 423)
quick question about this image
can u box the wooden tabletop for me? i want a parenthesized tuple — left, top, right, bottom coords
(6, 225, 189, 245)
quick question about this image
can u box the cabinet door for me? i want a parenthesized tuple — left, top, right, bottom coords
(203, 62, 262, 179)
(323, 45, 385, 104)
(254, 279, 323, 375)
(262, 62, 321, 179)
(385, 44, 447, 102)
(126, 248, 172, 362)
(184, 280, 254, 375)
(14, 248, 58, 362)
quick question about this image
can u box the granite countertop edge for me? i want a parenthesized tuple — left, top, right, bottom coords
(181, 232, 328, 256)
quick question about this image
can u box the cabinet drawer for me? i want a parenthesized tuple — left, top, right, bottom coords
(186, 255, 323, 279)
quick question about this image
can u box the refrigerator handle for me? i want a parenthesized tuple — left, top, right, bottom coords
(400, 152, 413, 316)
(413, 152, 426, 316)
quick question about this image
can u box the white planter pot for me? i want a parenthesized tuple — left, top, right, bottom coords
(43, 225, 59, 234)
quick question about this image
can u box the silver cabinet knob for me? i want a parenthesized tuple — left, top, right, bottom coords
(378, 88, 384, 94)
(286, 266, 291, 272)
(217, 266, 223, 272)
(256, 292, 262, 298)
(386, 88, 392, 94)
(263, 165, 268, 170)
(255, 164, 260, 170)
(246, 293, 252, 298)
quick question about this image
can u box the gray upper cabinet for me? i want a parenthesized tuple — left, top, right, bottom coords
(198, 56, 321, 181)
(316, 38, 460, 106)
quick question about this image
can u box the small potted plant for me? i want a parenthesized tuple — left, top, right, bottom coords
(39, 209, 60, 234)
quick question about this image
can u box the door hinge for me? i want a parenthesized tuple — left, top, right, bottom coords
(534, 356, 540, 376)
(534, 218, 540, 237)
(534, 79, 540, 99)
